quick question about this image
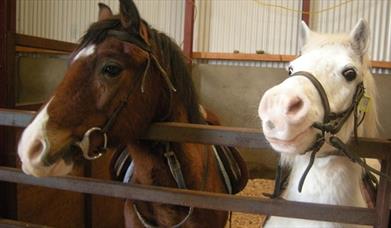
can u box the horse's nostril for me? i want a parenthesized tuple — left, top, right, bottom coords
(287, 97, 304, 115)
(28, 139, 46, 160)
(28, 139, 49, 160)
(266, 120, 275, 130)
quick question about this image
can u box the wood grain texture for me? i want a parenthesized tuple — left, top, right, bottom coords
(192, 52, 391, 69)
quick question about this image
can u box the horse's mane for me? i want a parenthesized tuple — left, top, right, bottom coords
(74, 18, 202, 124)
(146, 24, 202, 124)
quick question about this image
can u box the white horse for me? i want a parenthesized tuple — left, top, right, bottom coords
(258, 19, 379, 228)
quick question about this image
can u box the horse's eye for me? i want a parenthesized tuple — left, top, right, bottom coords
(102, 64, 122, 78)
(342, 68, 357, 81)
(288, 66, 293, 76)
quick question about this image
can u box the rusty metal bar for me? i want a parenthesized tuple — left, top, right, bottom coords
(183, 0, 195, 60)
(375, 153, 391, 228)
(301, 0, 311, 25)
(0, 166, 377, 225)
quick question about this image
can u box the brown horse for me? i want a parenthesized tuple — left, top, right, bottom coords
(17, 0, 248, 227)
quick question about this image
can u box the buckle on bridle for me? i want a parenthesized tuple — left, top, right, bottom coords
(75, 127, 107, 160)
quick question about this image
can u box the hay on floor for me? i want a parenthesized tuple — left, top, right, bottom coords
(226, 179, 274, 228)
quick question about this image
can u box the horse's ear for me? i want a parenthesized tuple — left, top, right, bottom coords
(119, 0, 141, 34)
(300, 21, 311, 46)
(350, 18, 369, 55)
(139, 22, 150, 45)
(98, 3, 113, 21)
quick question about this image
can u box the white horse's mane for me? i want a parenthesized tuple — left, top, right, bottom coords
(358, 55, 379, 138)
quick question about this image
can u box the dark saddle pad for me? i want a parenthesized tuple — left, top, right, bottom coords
(110, 144, 249, 195)
(110, 108, 248, 194)
(213, 144, 248, 194)
(110, 145, 248, 194)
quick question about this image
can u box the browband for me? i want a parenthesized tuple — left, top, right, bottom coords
(107, 30, 152, 53)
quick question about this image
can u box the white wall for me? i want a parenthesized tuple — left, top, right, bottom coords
(16, 0, 390, 72)
(194, 0, 390, 72)
(310, 0, 391, 74)
(16, 0, 184, 45)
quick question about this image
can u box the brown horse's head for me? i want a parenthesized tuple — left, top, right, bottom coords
(17, 0, 200, 177)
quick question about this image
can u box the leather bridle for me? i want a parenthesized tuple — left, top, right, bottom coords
(74, 30, 176, 160)
(285, 71, 390, 193)
(40, 29, 177, 166)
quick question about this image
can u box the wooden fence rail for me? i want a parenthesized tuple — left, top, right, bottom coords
(0, 166, 378, 226)
(0, 108, 390, 157)
(0, 108, 390, 227)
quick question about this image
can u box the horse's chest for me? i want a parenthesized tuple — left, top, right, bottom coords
(285, 157, 366, 206)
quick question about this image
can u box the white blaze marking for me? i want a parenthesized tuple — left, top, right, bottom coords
(18, 98, 53, 166)
(72, 45, 96, 63)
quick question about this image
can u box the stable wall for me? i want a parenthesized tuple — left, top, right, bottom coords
(17, 55, 391, 177)
(16, 0, 391, 74)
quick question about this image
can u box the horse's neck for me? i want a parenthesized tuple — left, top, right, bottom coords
(283, 154, 366, 207)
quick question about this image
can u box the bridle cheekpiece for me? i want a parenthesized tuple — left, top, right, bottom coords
(289, 71, 376, 192)
(74, 29, 176, 161)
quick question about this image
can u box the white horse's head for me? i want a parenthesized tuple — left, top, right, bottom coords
(258, 19, 378, 159)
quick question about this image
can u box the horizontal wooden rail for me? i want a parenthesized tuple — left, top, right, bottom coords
(192, 52, 391, 69)
(0, 166, 377, 225)
(1, 108, 390, 158)
(0, 108, 35, 127)
(16, 46, 70, 55)
(11, 34, 391, 69)
(193, 52, 295, 62)
(15, 33, 77, 53)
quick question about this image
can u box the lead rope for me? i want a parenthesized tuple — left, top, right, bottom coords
(286, 72, 362, 192)
(297, 134, 325, 192)
(329, 136, 391, 180)
(133, 144, 209, 228)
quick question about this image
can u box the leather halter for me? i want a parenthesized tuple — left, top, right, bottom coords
(282, 71, 391, 193)
(74, 30, 176, 160)
(267, 71, 391, 199)
(289, 71, 365, 192)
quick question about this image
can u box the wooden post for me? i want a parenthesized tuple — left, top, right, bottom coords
(0, 0, 17, 219)
(183, 0, 195, 61)
(301, 0, 311, 26)
(375, 154, 391, 228)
